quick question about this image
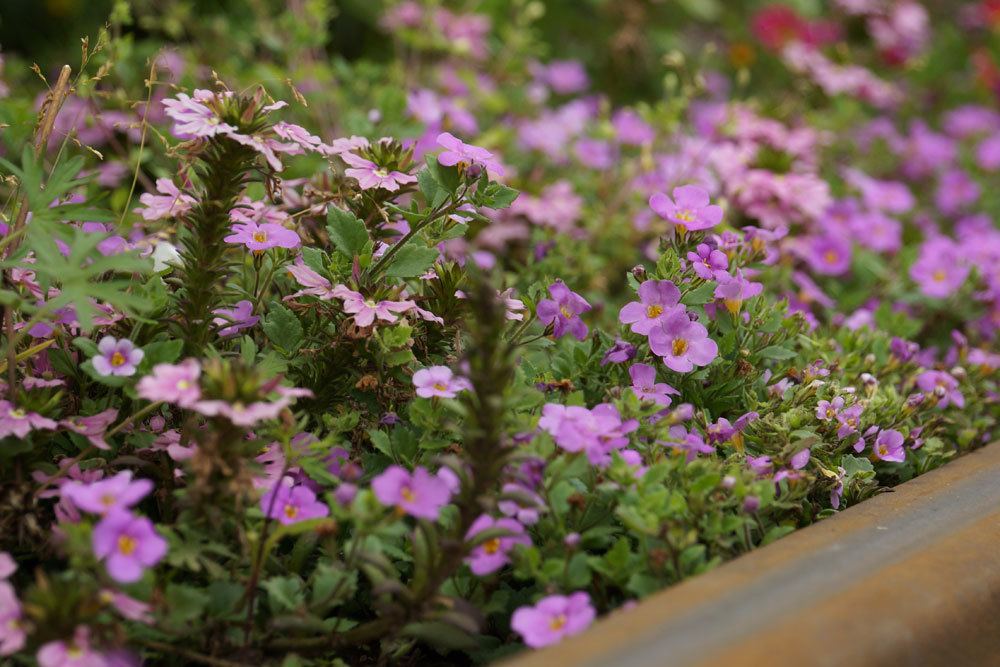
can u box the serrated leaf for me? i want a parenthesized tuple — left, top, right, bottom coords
(326, 207, 368, 258)
(262, 300, 303, 354)
(384, 245, 439, 278)
(758, 345, 797, 361)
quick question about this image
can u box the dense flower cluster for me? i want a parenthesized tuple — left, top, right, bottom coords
(0, 1, 997, 665)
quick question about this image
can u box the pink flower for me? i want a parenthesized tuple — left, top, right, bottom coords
(100, 589, 153, 624)
(212, 300, 260, 337)
(341, 152, 417, 192)
(629, 363, 679, 406)
(192, 386, 311, 427)
(335, 288, 414, 327)
(874, 429, 905, 462)
(909, 238, 969, 298)
(464, 515, 530, 575)
(649, 185, 723, 232)
(92, 336, 144, 377)
(371, 465, 453, 520)
(538, 403, 638, 467)
(648, 310, 718, 372)
(137, 359, 202, 407)
(661, 425, 715, 462)
(224, 221, 301, 254)
(413, 366, 470, 398)
(618, 279, 682, 335)
(687, 243, 728, 280)
(916, 370, 964, 408)
(64, 471, 153, 515)
(536, 280, 591, 340)
(37, 627, 108, 666)
(510, 592, 595, 648)
(0, 400, 57, 438)
(436, 132, 504, 177)
(228, 131, 289, 172)
(0, 580, 25, 655)
(162, 90, 236, 138)
(713, 270, 764, 314)
(135, 178, 195, 221)
(286, 257, 339, 300)
(260, 479, 330, 525)
(801, 235, 851, 276)
(92, 509, 167, 583)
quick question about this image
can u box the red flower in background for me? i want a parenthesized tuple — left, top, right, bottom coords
(752, 4, 841, 52)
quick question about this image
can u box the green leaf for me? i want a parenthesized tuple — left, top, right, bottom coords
(140, 339, 184, 369)
(384, 245, 439, 278)
(681, 281, 716, 305)
(841, 454, 875, 478)
(326, 207, 368, 258)
(758, 345, 798, 361)
(262, 301, 304, 354)
(263, 576, 303, 614)
(424, 155, 461, 195)
(165, 584, 210, 624)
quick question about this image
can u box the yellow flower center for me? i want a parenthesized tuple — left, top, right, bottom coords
(646, 304, 664, 319)
(102, 493, 116, 507)
(724, 298, 741, 314)
(374, 168, 389, 178)
(433, 383, 448, 392)
(824, 250, 839, 264)
(284, 504, 298, 519)
(825, 408, 835, 418)
(675, 209, 694, 223)
(252, 230, 268, 244)
(67, 646, 84, 658)
(932, 269, 946, 282)
(560, 306, 573, 319)
(111, 351, 126, 367)
(401, 486, 416, 503)
(878, 444, 888, 455)
(672, 338, 688, 356)
(177, 380, 190, 390)
(9, 409, 25, 419)
(118, 535, 137, 556)
(549, 614, 568, 631)
(482, 537, 501, 555)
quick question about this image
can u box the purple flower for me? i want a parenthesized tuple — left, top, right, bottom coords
(816, 396, 845, 422)
(436, 132, 504, 177)
(212, 300, 260, 337)
(137, 359, 202, 407)
(371, 465, 453, 520)
(92, 336, 144, 377)
(510, 592, 595, 648)
(648, 310, 718, 373)
(874, 429, 905, 462)
(890, 337, 919, 362)
(600, 338, 637, 366)
(830, 466, 846, 509)
(341, 152, 417, 191)
(773, 448, 810, 483)
(536, 281, 591, 340)
(538, 403, 638, 467)
(135, 178, 195, 221)
(909, 239, 969, 298)
(713, 270, 764, 314)
(162, 90, 236, 138)
(687, 243, 728, 279)
(92, 509, 167, 583)
(261, 479, 330, 525)
(464, 515, 531, 575)
(191, 386, 311, 427)
(629, 363, 678, 406)
(916, 370, 964, 408)
(0, 581, 25, 656)
(334, 288, 415, 328)
(618, 279, 682, 335)
(802, 235, 851, 276)
(649, 185, 723, 233)
(64, 471, 153, 515)
(37, 626, 105, 667)
(836, 403, 864, 439)
(661, 425, 715, 462)
(612, 109, 655, 145)
(412, 366, 471, 398)
(0, 400, 57, 439)
(225, 221, 301, 254)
